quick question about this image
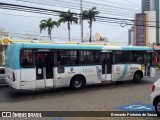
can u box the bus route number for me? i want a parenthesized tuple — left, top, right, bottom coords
(82, 68, 94, 73)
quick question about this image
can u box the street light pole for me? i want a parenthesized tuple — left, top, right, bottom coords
(80, 0, 83, 43)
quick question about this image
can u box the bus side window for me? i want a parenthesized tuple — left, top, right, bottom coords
(121, 52, 130, 63)
(57, 50, 78, 66)
(57, 58, 62, 65)
(84, 55, 89, 64)
(22, 58, 29, 66)
(20, 49, 34, 67)
(129, 52, 134, 63)
(133, 52, 144, 64)
(114, 51, 122, 64)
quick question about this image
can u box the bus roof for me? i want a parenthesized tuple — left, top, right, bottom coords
(13, 43, 104, 50)
(9, 43, 153, 51)
(102, 46, 153, 51)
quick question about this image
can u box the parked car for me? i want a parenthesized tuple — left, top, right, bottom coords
(0, 66, 5, 84)
(151, 78, 160, 116)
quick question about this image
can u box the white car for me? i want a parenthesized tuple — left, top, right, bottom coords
(0, 66, 5, 84)
(151, 78, 160, 116)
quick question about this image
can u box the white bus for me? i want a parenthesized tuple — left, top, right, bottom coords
(5, 43, 155, 90)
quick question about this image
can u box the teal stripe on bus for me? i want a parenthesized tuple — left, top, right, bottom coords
(120, 64, 129, 80)
(23, 43, 103, 50)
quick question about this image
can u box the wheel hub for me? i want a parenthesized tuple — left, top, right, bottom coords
(74, 79, 82, 88)
(157, 102, 160, 112)
(136, 75, 140, 79)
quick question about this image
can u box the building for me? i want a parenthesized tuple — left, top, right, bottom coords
(142, 0, 160, 64)
(145, 11, 156, 46)
(0, 37, 10, 66)
(132, 12, 156, 46)
(0, 28, 9, 40)
(128, 26, 136, 46)
(135, 13, 146, 46)
(142, 0, 160, 45)
(142, 0, 151, 11)
(142, 0, 155, 11)
(84, 33, 108, 43)
(0, 29, 9, 66)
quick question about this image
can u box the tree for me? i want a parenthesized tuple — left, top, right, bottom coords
(39, 18, 59, 40)
(59, 10, 78, 42)
(83, 7, 100, 42)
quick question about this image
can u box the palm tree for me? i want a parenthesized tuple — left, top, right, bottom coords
(59, 10, 78, 42)
(83, 7, 100, 42)
(39, 18, 59, 40)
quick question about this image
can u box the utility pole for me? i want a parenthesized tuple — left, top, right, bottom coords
(80, 0, 83, 43)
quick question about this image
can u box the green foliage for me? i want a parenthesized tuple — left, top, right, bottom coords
(59, 10, 78, 41)
(39, 18, 59, 40)
(82, 7, 100, 26)
(59, 10, 78, 25)
(82, 7, 100, 42)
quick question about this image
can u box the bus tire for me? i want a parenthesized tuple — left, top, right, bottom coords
(154, 98, 160, 116)
(133, 71, 142, 83)
(70, 76, 85, 90)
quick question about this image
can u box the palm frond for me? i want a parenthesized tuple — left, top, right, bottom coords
(52, 21, 59, 27)
(58, 10, 78, 41)
(92, 7, 96, 11)
(40, 19, 48, 24)
(58, 10, 78, 25)
(39, 18, 59, 34)
(39, 23, 48, 33)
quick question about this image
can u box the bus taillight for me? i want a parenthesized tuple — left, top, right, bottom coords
(13, 72, 16, 81)
(152, 84, 155, 92)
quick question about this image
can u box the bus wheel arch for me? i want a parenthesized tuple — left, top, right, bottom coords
(70, 74, 86, 90)
(153, 96, 160, 116)
(133, 70, 143, 83)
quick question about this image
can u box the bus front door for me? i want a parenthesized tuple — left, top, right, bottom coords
(102, 53, 112, 81)
(144, 52, 155, 77)
(35, 52, 54, 89)
(144, 52, 151, 76)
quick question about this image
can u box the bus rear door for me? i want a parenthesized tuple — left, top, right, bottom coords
(101, 52, 112, 81)
(35, 52, 54, 89)
(144, 52, 155, 77)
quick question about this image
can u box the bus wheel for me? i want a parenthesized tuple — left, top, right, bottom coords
(155, 99, 160, 116)
(133, 72, 142, 83)
(70, 76, 84, 90)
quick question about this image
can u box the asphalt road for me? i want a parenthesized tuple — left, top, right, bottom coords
(0, 70, 160, 120)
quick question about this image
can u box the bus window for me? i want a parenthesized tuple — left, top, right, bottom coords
(94, 51, 101, 64)
(114, 51, 144, 64)
(133, 52, 144, 64)
(80, 51, 94, 64)
(114, 51, 122, 64)
(57, 50, 78, 65)
(57, 58, 62, 65)
(121, 52, 130, 63)
(20, 49, 34, 67)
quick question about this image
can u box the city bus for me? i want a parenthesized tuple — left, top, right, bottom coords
(5, 42, 155, 90)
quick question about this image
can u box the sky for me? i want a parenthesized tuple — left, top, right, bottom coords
(0, 0, 141, 44)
